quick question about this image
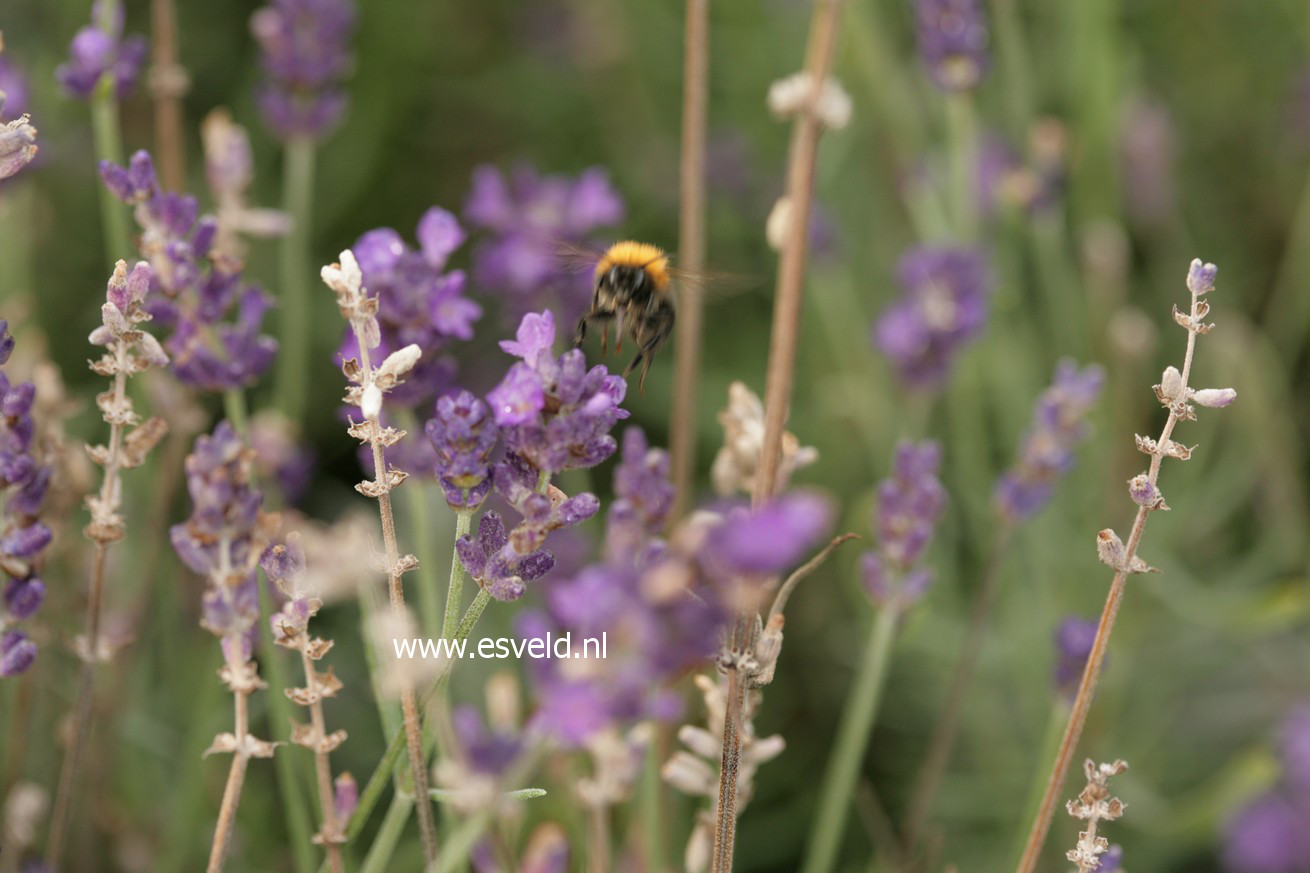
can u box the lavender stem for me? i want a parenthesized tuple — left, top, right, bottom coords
(276, 138, 316, 426)
(670, 0, 710, 521)
(800, 603, 901, 873)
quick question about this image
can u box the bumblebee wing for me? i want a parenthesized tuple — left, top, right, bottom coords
(665, 263, 757, 301)
(552, 238, 606, 276)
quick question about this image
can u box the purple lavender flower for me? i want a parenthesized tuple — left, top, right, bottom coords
(1282, 705, 1310, 793)
(452, 706, 523, 777)
(1094, 847, 1124, 872)
(99, 150, 278, 392)
(873, 246, 991, 389)
(465, 164, 624, 324)
(914, 0, 990, 92)
(456, 511, 556, 602)
(425, 391, 499, 510)
(0, 57, 31, 120)
(703, 493, 832, 578)
(171, 422, 267, 667)
(0, 321, 52, 679)
(340, 209, 480, 410)
(251, 0, 356, 141)
(55, 0, 147, 100)
(613, 427, 675, 532)
(1223, 792, 1310, 873)
(487, 310, 629, 474)
(995, 360, 1104, 521)
(1053, 615, 1098, 697)
(861, 441, 946, 606)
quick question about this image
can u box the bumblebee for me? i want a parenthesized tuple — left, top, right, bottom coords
(573, 241, 676, 390)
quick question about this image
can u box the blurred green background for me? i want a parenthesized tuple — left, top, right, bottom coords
(2, 0, 1309, 871)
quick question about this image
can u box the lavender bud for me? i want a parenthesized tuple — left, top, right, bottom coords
(0, 321, 14, 366)
(1192, 387, 1236, 408)
(1, 523, 52, 559)
(0, 630, 36, 677)
(1159, 366, 1184, 404)
(1186, 258, 1217, 296)
(3, 577, 45, 621)
(1095, 529, 1126, 570)
(334, 773, 358, 823)
(1127, 473, 1165, 509)
(0, 115, 37, 181)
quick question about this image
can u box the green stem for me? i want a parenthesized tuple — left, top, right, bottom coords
(223, 388, 250, 437)
(1008, 698, 1071, 868)
(801, 604, 902, 873)
(989, 0, 1035, 136)
(258, 580, 317, 873)
(442, 511, 473, 640)
(945, 92, 978, 242)
(91, 76, 132, 267)
(276, 137, 317, 426)
(640, 734, 665, 873)
(359, 790, 415, 873)
(331, 588, 494, 862)
(404, 479, 444, 638)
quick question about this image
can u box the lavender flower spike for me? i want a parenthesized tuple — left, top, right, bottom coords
(251, 0, 356, 141)
(55, 0, 148, 100)
(874, 246, 992, 389)
(996, 360, 1105, 521)
(914, 0, 990, 92)
(0, 320, 53, 679)
(172, 422, 279, 872)
(861, 441, 947, 606)
(426, 390, 498, 510)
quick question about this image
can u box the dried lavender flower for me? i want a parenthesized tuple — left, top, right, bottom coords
(914, 0, 990, 92)
(711, 381, 817, 497)
(861, 441, 947, 606)
(873, 246, 992, 389)
(263, 534, 349, 870)
(996, 360, 1105, 521)
(202, 109, 291, 261)
(464, 164, 624, 324)
(321, 247, 439, 860)
(55, 0, 147, 100)
(251, 0, 356, 141)
(1065, 760, 1128, 873)
(0, 113, 37, 181)
(1016, 259, 1237, 873)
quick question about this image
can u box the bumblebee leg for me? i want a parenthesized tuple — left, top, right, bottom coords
(639, 355, 653, 392)
(573, 316, 588, 347)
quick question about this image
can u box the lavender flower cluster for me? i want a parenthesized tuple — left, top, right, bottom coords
(874, 246, 992, 389)
(437, 309, 626, 602)
(465, 164, 624, 324)
(861, 441, 947, 606)
(914, 0, 990, 93)
(251, 0, 356, 141)
(345, 208, 481, 412)
(171, 421, 271, 670)
(996, 360, 1105, 521)
(0, 322, 51, 678)
(1224, 706, 1310, 873)
(100, 150, 278, 391)
(522, 427, 830, 745)
(55, 0, 147, 101)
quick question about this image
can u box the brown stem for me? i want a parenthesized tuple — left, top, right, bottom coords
(354, 333, 439, 864)
(208, 691, 251, 873)
(300, 646, 344, 873)
(903, 524, 1014, 854)
(1013, 284, 1204, 873)
(149, 0, 187, 192)
(708, 3, 844, 871)
(587, 801, 612, 873)
(47, 347, 131, 867)
(749, 0, 843, 511)
(670, 0, 710, 521)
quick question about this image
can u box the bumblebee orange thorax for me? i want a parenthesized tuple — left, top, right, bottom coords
(596, 241, 670, 290)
